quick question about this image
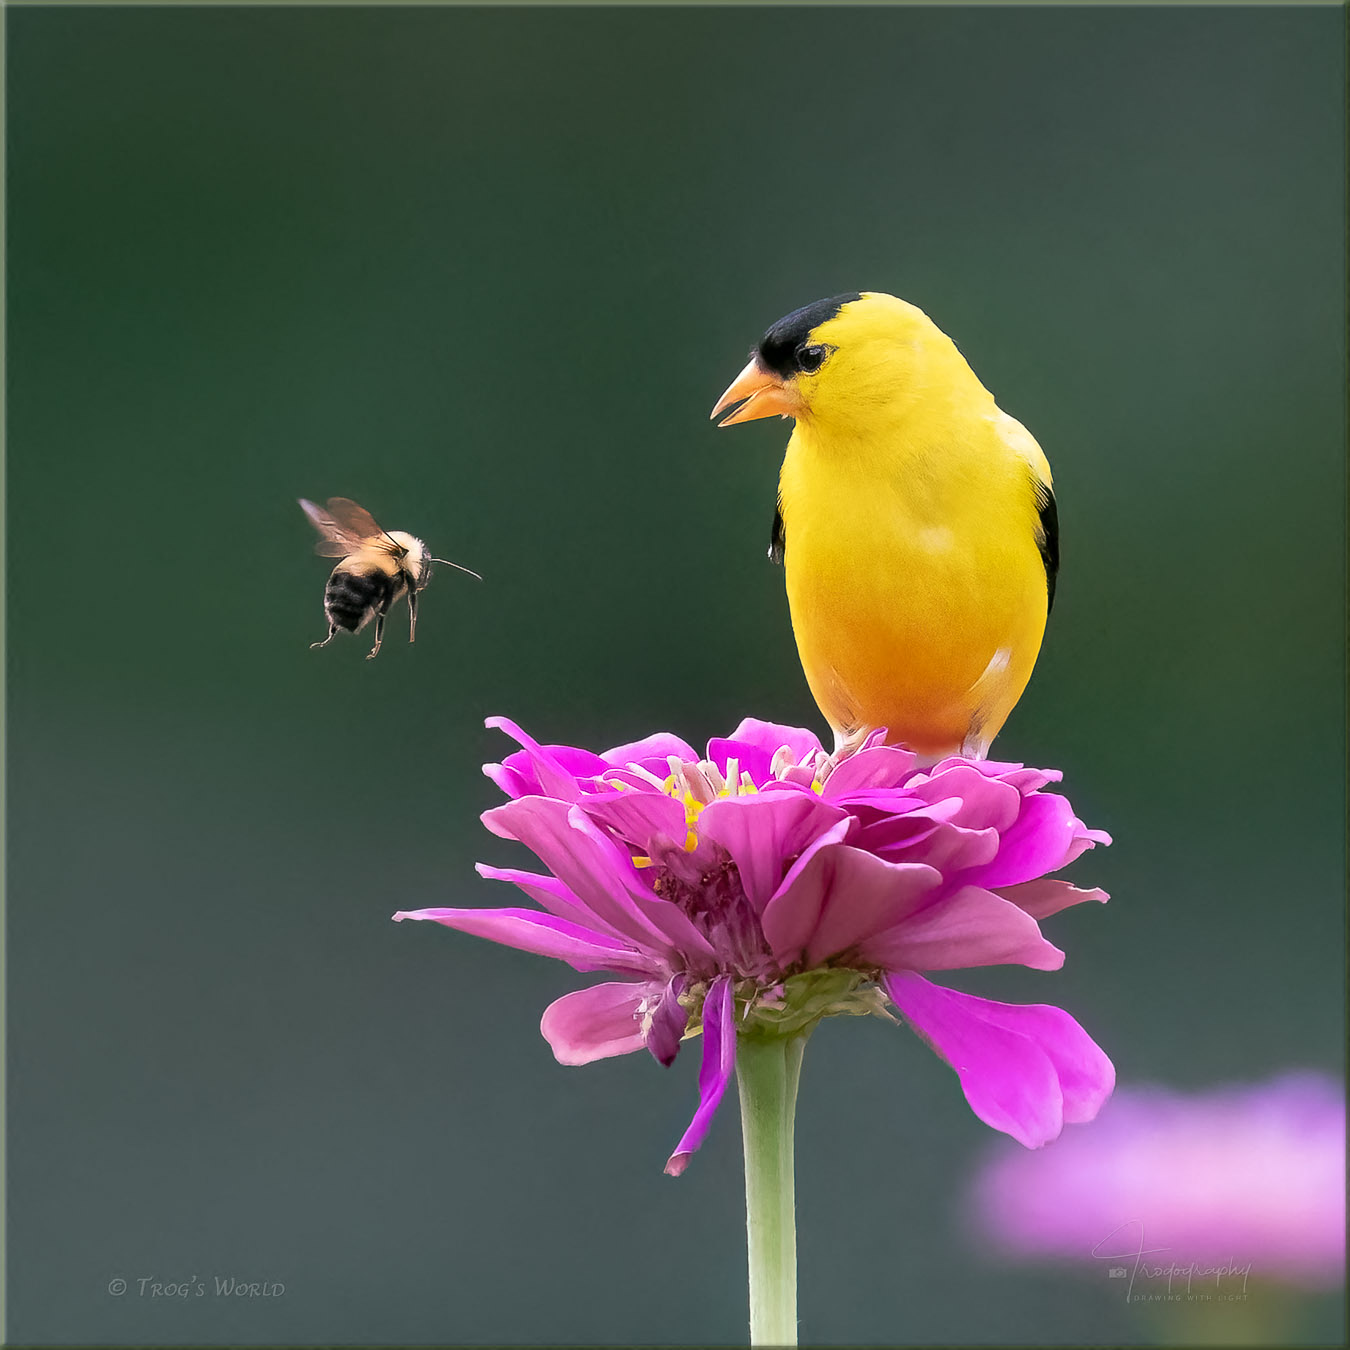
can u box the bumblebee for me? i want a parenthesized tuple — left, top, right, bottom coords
(299, 497, 480, 659)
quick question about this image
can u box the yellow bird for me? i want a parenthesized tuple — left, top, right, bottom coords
(711, 291, 1057, 761)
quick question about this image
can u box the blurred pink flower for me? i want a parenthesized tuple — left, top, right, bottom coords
(969, 1073, 1346, 1290)
(397, 716, 1114, 1173)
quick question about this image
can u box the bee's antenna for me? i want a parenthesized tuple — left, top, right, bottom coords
(431, 558, 483, 581)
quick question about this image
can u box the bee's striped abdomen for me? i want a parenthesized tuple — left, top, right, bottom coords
(324, 568, 395, 632)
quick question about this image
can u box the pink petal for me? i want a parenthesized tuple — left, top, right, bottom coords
(775, 762, 819, 789)
(579, 791, 689, 855)
(750, 818, 855, 959)
(722, 718, 823, 766)
(843, 791, 957, 821)
(549, 809, 720, 966)
(475, 863, 628, 939)
(646, 974, 689, 1067)
(860, 886, 1065, 972)
(483, 761, 534, 798)
(540, 981, 654, 1065)
(876, 819, 1001, 875)
(393, 907, 661, 977)
(1061, 823, 1112, 866)
(601, 732, 699, 768)
(474, 854, 717, 973)
(621, 889, 721, 973)
(968, 792, 1082, 889)
(910, 765, 1021, 831)
(994, 879, 1110, 920)
(481, 797, 676, 954)
(484, 716, 607, 801)
(852, 816, 943, 858)
(695, 792, 852, 912)
(486, 745, 607, 800)
(935, 757, 1062, 795)
(821, 745, 921, 796)
(706, 737, 775, 789)
(534, 804, 729, 966)
(847, 797, 961, 858)
(994, 766, 1062, 794)
(760, 843, 942, 967)
(883, 972, 1115, 1146)
(665, 974, 737, 1177)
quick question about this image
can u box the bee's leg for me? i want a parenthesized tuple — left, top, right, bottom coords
(366, 614, 385, 661)
(310, 623, 339, 650)
(406, 590, 418, 644)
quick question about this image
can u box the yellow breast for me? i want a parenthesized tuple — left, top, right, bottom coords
(778, 406, 1049, 757)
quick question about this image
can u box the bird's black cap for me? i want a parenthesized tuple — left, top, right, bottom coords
(755, 293, 862, 378)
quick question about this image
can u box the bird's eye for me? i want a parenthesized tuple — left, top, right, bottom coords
(796, 344, 829, 374)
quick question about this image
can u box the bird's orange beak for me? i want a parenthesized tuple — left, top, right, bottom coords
(710, 358, 802, 427)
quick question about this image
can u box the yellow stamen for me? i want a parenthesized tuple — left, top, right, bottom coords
(627, 759, 767, 866)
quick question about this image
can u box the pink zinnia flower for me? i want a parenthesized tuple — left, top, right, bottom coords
(969, 1073, 1347, 1291)
(396, 716, 1114, 1174)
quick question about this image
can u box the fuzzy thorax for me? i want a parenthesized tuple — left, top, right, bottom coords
(387, 531, 432, 589)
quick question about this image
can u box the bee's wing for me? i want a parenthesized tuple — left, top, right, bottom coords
(323, 497, 392, 543)
(299, 498, 361, 557)
(299, 497, 396, 558)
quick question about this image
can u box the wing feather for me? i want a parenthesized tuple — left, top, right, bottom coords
(769, 497, 786, 564)
(1032, 478, 1059, 614)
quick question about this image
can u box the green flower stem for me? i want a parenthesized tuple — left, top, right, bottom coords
(737, 1030, 808, 1347)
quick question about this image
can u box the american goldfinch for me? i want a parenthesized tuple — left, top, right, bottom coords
(712, 291, 1056, 760)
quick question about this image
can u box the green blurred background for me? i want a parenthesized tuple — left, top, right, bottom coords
(7, 5, 1344, 1345)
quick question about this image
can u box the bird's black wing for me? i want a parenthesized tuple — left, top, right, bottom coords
(1033, 478, 1059, 614)
(769, 497, 785, 565)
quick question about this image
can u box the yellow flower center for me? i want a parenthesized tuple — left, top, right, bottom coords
(609, 749, 832, 871)
(617, 756, 759, 865)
